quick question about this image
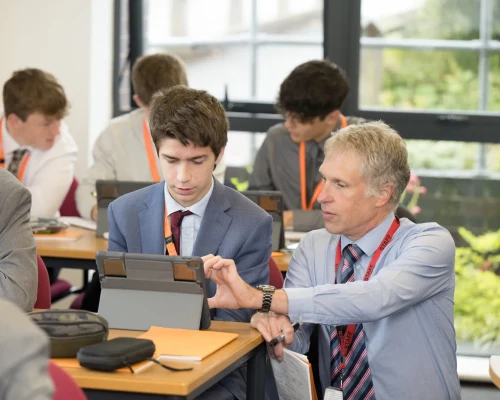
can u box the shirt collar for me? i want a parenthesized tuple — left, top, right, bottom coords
(340, 212, 396, 257)
(164, 178, 214, 218)
(1, 116, 21, 154)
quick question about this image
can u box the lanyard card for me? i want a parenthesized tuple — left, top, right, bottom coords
(324, 386, 343, 400)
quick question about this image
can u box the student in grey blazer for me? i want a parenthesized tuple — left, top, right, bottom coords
(82, 87, 272, 400)
(76, 53, 225, 221)
(0, 298, 53, 399)
(0, 168, 37, 311)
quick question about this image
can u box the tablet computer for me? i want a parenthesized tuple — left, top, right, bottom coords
(96, 180, 154, 237)
(242, 190, 285, 252)
(96, 251, 211, 331)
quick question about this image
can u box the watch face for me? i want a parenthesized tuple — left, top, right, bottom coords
(257, 285, 275, 291)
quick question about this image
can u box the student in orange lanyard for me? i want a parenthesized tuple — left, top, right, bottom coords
(249, 60, 415, 233)
(76, 53, 226, 222)
(1, 68, 77, 219)
(80, 87, 273, 400)
(205, 122, 460, 400)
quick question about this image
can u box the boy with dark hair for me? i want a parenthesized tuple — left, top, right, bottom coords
(1, 68, 77, 217)
(250, 60, 364, 232)
(82, 86, 272, 399)
(76, 53, 226, 221)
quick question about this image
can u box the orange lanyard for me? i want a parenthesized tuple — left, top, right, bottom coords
(143, 119, 161, 183)
(0, 117, 30, 182)
(299, 113, 348, 211)
(163, 205, 177, 256)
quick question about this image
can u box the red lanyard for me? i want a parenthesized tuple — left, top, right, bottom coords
(334, 216, 400, 372)
(143, 119, 161, 183)
(299, 113, 347, 211)
(0, 117, 31, 182)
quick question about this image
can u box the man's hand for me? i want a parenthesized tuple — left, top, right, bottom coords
(203, 255, 260, 310)
(251, 312, 295, 361)
(91, 205, 98, 221)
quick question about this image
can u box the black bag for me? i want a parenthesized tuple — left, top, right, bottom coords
(28, 310, 108, 358)
(77, 337, 194, 373)
(77, 337, 155, 372)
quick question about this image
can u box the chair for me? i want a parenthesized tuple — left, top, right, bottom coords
(59, 177, 80, 217)
(34, 254, 51, 309)
(48, 361, 87, 400)
(50, 177, 80, 303)
(268, 257, 284, 289)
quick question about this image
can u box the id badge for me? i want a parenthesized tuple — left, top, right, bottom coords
(324, 386, 343, 400)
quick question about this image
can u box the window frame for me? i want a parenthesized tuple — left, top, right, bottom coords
(114, 0, 500, 144)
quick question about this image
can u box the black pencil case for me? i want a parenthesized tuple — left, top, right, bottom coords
(77, 337, 155, 372)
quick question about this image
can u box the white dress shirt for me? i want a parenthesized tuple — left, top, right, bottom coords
(163, 178, 214, 256)
(1, 114, 78, 218)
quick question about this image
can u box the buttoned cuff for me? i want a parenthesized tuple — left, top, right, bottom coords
(283, 287, 315, 322)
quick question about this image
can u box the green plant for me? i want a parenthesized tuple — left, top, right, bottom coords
(454, 228, 500, 348)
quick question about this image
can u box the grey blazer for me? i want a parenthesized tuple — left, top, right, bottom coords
(0, 299, 53, 399)
(0, 168, 37, 311)
(108, 179, 272, 323)
(76, 108, 226, 219)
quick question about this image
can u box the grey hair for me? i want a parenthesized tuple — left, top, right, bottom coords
(324, 121, 410, 209)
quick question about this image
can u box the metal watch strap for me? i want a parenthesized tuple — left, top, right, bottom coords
(260, 289, 273, 313)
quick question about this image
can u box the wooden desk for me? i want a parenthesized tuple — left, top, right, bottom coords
(490, 355, 500, 389)
(61, 321, 266, 399)
(272, 252, 292, 273)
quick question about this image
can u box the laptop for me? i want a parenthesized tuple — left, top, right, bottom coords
(95, 180, 154, 237)
(96, 251, 211, 331)
(242, 190, 285, 252)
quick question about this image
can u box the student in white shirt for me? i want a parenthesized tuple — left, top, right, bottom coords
(0, 68, 77, 218)
(76, 53, 226, 221)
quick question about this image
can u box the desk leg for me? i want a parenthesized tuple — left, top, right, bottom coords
(247, 342, 266, 400)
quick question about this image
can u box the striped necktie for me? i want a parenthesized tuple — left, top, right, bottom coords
(8, 148, 29, 177)
(330, 244, 376, 400)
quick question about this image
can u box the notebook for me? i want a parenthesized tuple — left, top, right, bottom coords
(33, 229, 82, 241)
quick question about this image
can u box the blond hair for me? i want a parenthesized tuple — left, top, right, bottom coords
(324, 121, 410, 209)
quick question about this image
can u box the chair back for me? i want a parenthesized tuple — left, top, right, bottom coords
(268, 257, 284, 289)
(59, 177, 80, 217)
(49, 362, 87, 400)
(34, 254, 51, 309)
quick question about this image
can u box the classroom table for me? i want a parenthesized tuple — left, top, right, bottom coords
(36, 227, 293, 279)
(59, 321, 266, 399)
(490, 355, 500, 389)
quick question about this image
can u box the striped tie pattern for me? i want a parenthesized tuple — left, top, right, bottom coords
(330, 244, 375, 400)
(7, 148, 28, 177)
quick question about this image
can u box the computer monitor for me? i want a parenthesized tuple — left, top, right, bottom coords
(96, 251, 211, 331)
(242, 190, 285, 252)
(95, 180, 154, 237)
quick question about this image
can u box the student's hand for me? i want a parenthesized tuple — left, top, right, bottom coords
(251, 312, 295, 361)
(283, 210, 294, 229)
(202, 255, 259, 310)
(91, 205, 98, 221)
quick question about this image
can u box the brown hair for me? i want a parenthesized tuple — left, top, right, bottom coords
(132, 53, 188, 106)
(3, 68, 68, 121)
(325, 121, 411, 210)
(149, 86, 228, 158)
(276, 60, 349, 123)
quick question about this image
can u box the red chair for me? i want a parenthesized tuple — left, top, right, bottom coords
(59, 177, 80, 217)
(50, 178, 80, 303)
(268, 257, 284, 289)
(48, 362, 87, 400)
(34, 254, 51, 309)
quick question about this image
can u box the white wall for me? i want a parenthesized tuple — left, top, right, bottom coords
(0, 0, 114, 178)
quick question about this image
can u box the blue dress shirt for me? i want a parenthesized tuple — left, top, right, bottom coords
(284, 213, 461, 400)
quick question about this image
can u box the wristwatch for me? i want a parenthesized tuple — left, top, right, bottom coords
(256, 285, 276, 313)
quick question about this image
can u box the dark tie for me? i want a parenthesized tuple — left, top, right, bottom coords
(8, 149, 29, 177)
(169, 210, 193, 254)
(330, 244, 375, 400)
